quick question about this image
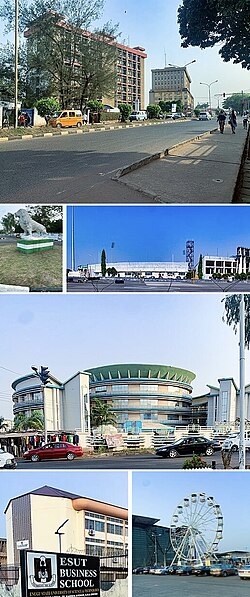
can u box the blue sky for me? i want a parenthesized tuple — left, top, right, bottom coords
(67, 205, 250, 268)
(1, 0, 250, 107)
(0, 294, 249, 419)
(0, 471, 128, 537)
(133, 471, 250, 551)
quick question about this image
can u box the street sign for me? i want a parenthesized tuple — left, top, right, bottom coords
(17, 540, 29, 550)
(20, 550, 100, 597)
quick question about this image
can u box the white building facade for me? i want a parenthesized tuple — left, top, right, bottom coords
(149, 66, 194, 112)
(5, 486, 128, 566)
(70, 261, 188, 279)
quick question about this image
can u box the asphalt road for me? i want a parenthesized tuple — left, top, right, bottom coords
(13, 450, 248, 470)
(0, 120, 215, 203)
(67, 278, 250, 293)
(133, 574, 250, 597)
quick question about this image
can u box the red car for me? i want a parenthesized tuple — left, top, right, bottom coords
(23, 442, 83, 462)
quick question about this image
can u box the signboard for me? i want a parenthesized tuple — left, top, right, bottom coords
(171, 103, 177, 114)
(17, 540, 30, 550)
(20, 550, 100, 597)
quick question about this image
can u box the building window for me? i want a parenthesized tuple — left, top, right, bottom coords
(95, 386, 107, 393)
(139, 384, 158, 392)
(140, 399, 158, 407)
(111, 385, 128, 393)
(113, 400, 129, 407)
(85, 519, 105, 532)
(221, 391, 229, 420)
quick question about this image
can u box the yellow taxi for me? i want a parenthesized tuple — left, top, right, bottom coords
(49, 110, 83, 128)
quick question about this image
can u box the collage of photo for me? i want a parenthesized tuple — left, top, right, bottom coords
(1, 1, 250, 597)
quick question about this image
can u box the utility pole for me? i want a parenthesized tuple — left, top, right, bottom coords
(239, 296, 246, 470)
(14, 0, 19, 128)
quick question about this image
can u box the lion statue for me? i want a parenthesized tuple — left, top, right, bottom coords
(15, 209, 47, 237)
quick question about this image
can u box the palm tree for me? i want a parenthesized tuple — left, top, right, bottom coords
(13, 411, 44, 431)
(91, 399, 116, 429)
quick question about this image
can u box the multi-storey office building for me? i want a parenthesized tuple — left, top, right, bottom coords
(132, 515, 174, 568)
(202, 247, 250, 278)
(86, 364, 195, 430)
(24, 16, 147, 109)
(149, 66, 194, 112)
(5, 485, 128, 566)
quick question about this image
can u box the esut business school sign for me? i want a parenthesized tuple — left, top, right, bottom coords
(20, 550, 100, 597)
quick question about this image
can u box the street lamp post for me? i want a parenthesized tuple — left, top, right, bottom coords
(200, 80, 219, 111)
(239, 296, 246, 470)
(55, 519, 69, 553)
(14, 0, 19, 128)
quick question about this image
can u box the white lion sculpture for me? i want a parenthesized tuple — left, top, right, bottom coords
(15, 209, 47, 237)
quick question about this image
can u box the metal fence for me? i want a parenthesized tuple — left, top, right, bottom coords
(100, 553, 128, 591)
(0, 566, 19, 588)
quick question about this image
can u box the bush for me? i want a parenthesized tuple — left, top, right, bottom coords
(118, 102, 132, 122)
(182, 454, 209, 469)
(147, 104, 161, 119)
(100, 112, 119, 121)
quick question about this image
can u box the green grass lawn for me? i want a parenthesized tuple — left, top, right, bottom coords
(0, 243, 62, 290)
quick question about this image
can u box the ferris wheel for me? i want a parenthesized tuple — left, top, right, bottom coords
(170, 492, 223, 566)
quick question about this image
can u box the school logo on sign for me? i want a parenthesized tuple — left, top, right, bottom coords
(27, 552, 57, 589)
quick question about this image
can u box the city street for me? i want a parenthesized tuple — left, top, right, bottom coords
(0, 120, 215, 203)
(67, 277, 250, 293)
(133, 573, 250, 597)
(13, 450, 249, 469)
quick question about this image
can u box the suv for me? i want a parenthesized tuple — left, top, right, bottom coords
(199, 111, 212, 121)
(222, 432, 250, 451)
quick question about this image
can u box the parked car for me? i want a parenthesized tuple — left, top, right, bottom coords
(238, 565, 250, 580)
(210, 564, 237, 577)
(172, 113, 185, 120)
(222, 432, 250, 452)
(129, 111, 147, 122)
(155, 436, 221, 458)
(49, 110, 83, 128)
(176, 565, 193, 575)
(192, 565, 211, 576)
(0, 449, 16, 469)
(155, 567, 169, 575)
(23, 442, 83, 462)
(132, 567, 144, 574)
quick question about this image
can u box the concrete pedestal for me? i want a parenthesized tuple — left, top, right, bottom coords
(16, 237, 54, 253)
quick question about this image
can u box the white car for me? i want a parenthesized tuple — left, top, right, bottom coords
(199, 111, 212, 120)
(222, 432, 250, 452)
(238, 565, 250, 580)
(0, 449, 16, 469)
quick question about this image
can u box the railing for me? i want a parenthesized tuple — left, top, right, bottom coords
(0, 566, 19, 588)
(100, 554, 128, 592)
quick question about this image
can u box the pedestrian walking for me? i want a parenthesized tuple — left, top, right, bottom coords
(217, 110, 226, 134)
(229, 110, 237, 134)
(242, 112, 248, 130)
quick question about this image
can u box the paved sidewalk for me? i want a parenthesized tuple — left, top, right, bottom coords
(116, 126, 248, 203)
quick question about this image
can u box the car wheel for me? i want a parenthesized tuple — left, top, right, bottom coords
(169, 449, 178, 458)
(205, 447, 214, 456)
(77, 122, 82, 128)
(31, 454, 40, 462)
(67, 452, 75, 461)
(222, 571, 227, 577)
(56, 123, 62, 128)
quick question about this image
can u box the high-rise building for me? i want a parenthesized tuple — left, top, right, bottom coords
(149, 66, 194, 113)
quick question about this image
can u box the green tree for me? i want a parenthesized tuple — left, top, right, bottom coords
(146, 104, 161, 119)
(198, 254, 203, 279)
(35, 97, 60, 117)
(91, 398, 117, 428)
(178, 0, 250, 69)
(0, 1, 118, 108)
(223, 93, 250, 113)
(106, 267, 117, 277)
(13, 411, 44, 431)
(87, 100, 104, 113)
(223, 295, 250, 348)
(27, 205, 62, 232)
(101, 249, 106, 276)
(118, 102, 132, 122)
(1, 212, 16, 233)
(159, 100, 172, 114)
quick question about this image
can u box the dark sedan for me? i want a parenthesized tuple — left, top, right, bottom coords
(23, 442, 83, 462)
(155, 436, 221, 458)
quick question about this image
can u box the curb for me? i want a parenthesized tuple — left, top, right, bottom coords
(233, 127, 250, 202)
(113, 128, 217, 179)
(0, 118, 191, 143)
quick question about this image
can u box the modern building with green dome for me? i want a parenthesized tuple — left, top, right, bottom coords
(86, 363, 196, 431)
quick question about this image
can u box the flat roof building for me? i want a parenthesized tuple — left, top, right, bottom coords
(149, 66, 194, 112)
(71, 261, 189, 279)
(132, 515, 174, 569)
